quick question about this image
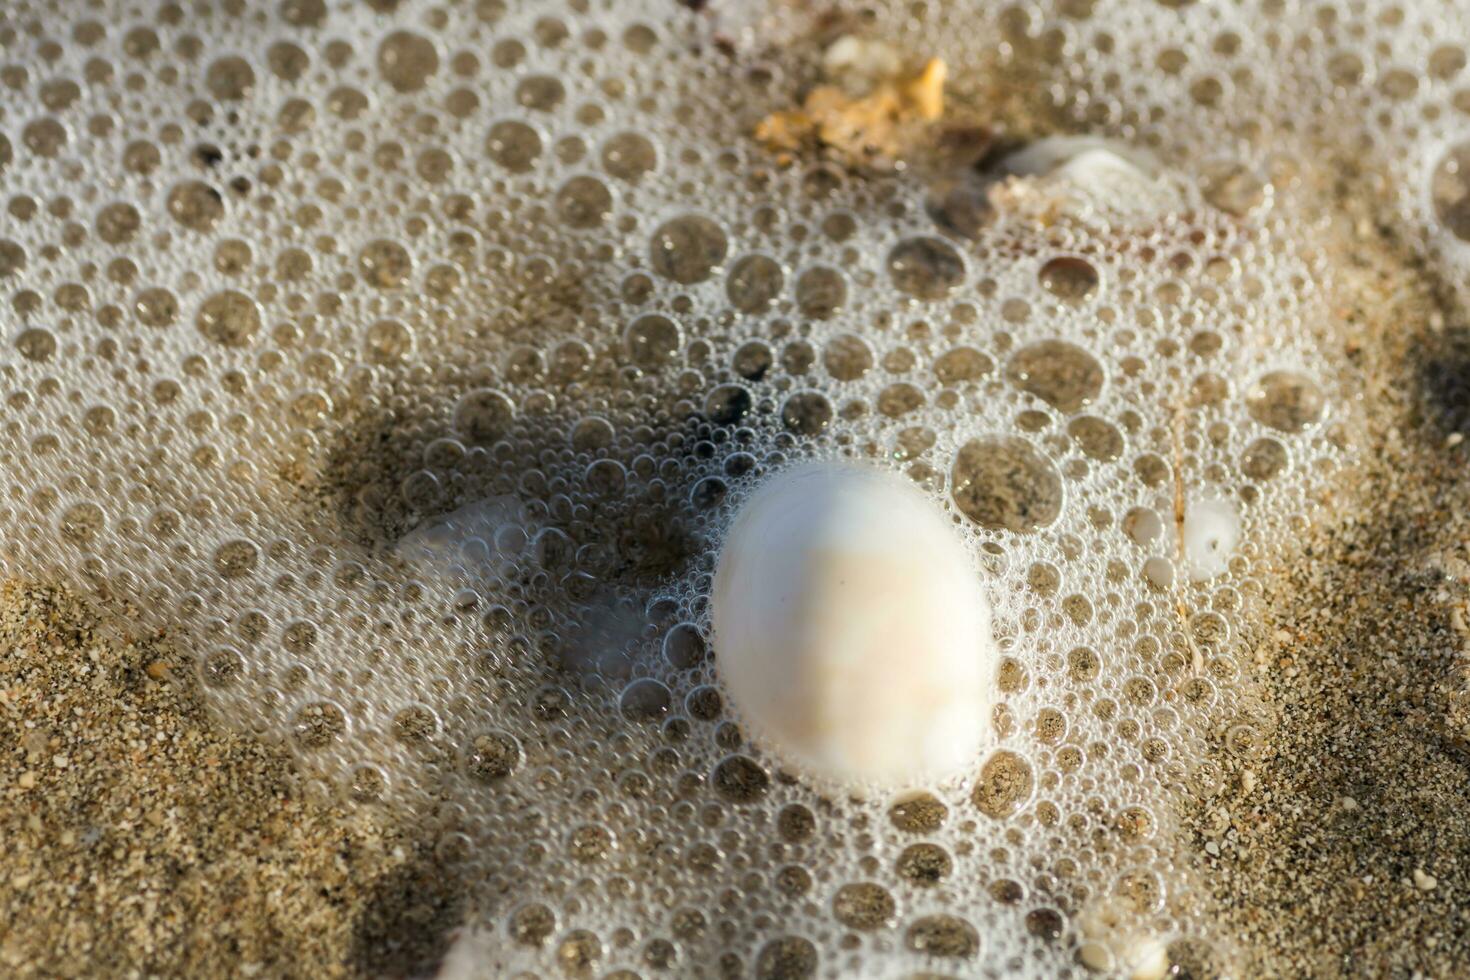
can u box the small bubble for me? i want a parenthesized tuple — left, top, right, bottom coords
(620, 678, 672, 721)
(934, 346, 994, 384)
(1241, 436, 1289, 480)
(486, 120, 542, 172)
(1006, 341, 1105, 413)
(377, 31, 439, 92)
(781, 391, 834, 436)
(1245, 370, 1325, 431)
(358, 239, 413, 289)
(972, 750, 1034, 818)
(555, 175, 613, 228)
(951, 437, 1063, 532)
(906, 915, 979, 958)
(195, 290, 263, 348)
(453, 388, 515, 443)
(755, 936, 817, 980)
(726, 254, 784, 313)
(1038, 256, 1100, 302)
(896, 843, 952, 886)
(832, 882, 896, 930)
(212, 539, 259, 579)
(705, 384, 752, 425)
(649, 214, 728, 284)
(794, 265, 845, 319)
(602, 131, 657, 181)
(205, 56, 256, 101)
(888, 237, 966, 299)
(167, 181, 224, 232)
(466, 730, 521, 782)
(712, 754, 768, 802)
(292, 701, 347, 749)
(624, 313, 681, 370)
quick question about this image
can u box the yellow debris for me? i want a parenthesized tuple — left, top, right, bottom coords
(755, 54, 949, 167)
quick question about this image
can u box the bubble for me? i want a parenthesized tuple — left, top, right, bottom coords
(906, 915, 980, 958)
(972, 750, 1034, 818)
(832, 883, 896, 930)
(1038, 256, 1101, 302)
(365, 319, 415, 363)
(777, 803, 816, 842)
(726, 254, 784, 313)
(1006, 341, 1105, 413)
(15, 328, 57, 362)
(711, 755, 769, 802)
(794, 266, 846, 319)
(554, 175, 613, 229)
(213, 539, 259, 579)
(705, 384, 752, 425)
(392, 705, 440, 745)
(198, 646, 244, 687)
(378, 31, 439, 92)
(453, 389, 516, 444)
(168, 181, 224, 232)
(755, 936, 817, 980)
(601, 132, 657, 181)
(487, 120, 543, 172)
(516, 75, 565, 112)
(0, 241, 28, 278)
(649, 214, 728, 284)
(896, 843, 952, 886)
(887, 237, 966, 299)
(624, 314, 682, 370)
(359, 239, 413, 289)
(663, 623, 707, 669)
(877, 382, 925, 418)
(823, 334, 873, 380)
(59, 502, 105, 545)
(466, 730, 521, 782)
(511, 904, 557, 946)
(293, 701, 347, 749)
(951, 437, 1064, 532)
(96, 202, 142, 244)
(205, 56, 256, 101)
(781, 391, 834, 436)
(1245, 370, 1325, 431)
(196, 290, 261, 347)
(889, 792, 948, 832)
(1433, 143, 1470, 235)
(1241, 437, 1289, 480)
(733, 341, 774, 380)
(555, 930, 602, 976)
(934, 346, 994, 384)
(1068, 416, 1124, 461)
(22, 118, 66, 157)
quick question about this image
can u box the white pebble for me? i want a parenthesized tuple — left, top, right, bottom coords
(712, 463, 993, 788)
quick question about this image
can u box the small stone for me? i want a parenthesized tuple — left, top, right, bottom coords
(1079, 941, 1114, 972)
(16, 772, 35, 789)
(1414, 868, 1438, 892)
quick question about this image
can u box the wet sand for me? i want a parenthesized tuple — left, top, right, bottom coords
(0, 582, 465, 979)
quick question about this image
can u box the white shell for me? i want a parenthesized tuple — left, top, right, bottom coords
(996, 136, 1176, 220)
(712, 463, 993, 789)
(1182, 496, 1241, 581)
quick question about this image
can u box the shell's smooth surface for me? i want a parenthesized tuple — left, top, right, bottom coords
(712, 463, 992, 788)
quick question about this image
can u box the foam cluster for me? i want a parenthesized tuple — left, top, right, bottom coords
(2, 0, 1463, 975)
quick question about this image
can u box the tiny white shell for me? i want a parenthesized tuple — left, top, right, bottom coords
(712, 463, 993, 789)
(1181, 496, 1240, 581)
